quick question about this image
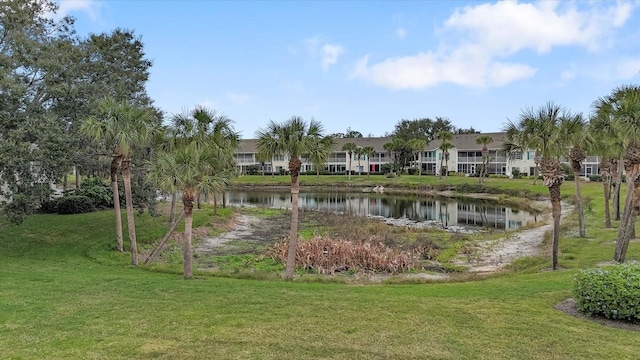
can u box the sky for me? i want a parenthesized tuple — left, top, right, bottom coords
(56, 0, 640, 139)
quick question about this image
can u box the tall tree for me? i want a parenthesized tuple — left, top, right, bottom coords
(0, 0, 77, 223)
(167, 106, 239, 208)
(342, 142, 357, 180)
(81, 98, 158, 264)
(149, 143, 231, 278)
(592, 92, 629, 222)
(588, 109, 624, 228)
(505, 102, 574, 270)
(362, 146, 375, 179)
(305, 135, 334, 177)
(600, 85, 640, 263)
(354, 147, 365, 176)
(475, 135, 493, 184)
(408, 138, 428, 178)
(256, 117, 325, 279)
(437, 131, 453, 180)
(562, 113, 588, 238)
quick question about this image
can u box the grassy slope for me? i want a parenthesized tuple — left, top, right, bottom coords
(1, 176, 639, 359)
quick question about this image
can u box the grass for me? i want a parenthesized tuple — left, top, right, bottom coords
(1, 178, 640, 359)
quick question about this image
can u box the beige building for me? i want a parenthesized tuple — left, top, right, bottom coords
(234, 132, 601, 178)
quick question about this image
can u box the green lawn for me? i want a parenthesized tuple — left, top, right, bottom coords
(1, 177, 639, 359)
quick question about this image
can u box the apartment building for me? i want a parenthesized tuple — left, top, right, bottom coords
(234, 132, 601, 178)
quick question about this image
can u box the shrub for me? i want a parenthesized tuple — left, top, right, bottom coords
(381, 163, 394, 174)
(407, 168, 417, 175)
(68, 178, 113, 209)
(589, 175, 602, 182)
(245, 165, 260, 175)
(40, 199, 59, 213)
(56, 196, 96, 214)
(573, 263, 640, 322)
(512, 168, 522, 179)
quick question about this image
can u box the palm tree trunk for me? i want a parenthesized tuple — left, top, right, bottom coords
(367, 158, 370, 179)
(121, 159, 138, 266)
(613, 159, 623, 220)
(285, 157, 302, 280)
(603, 179, 612, 228)
(75, 166, 80, 189)
(574, 170, 585, 238)
(222, 191, 227, 208)
(285, 177, 299, 280)
(63, 174, 68, 192)
(169, 191, 177, 224)
(614, 175, 635, 262)
(418, 152, 422, 177)
(213, 194, 218, 215)
(182, 208, 193, 279)
(549, 182, 562, 270)
(144, 210, 185, 265)
(348, 156, 352, 180)
(111, 156, 124, 252)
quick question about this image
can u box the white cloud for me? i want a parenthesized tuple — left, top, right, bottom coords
(395, 27, 407, 39)
(351, 1, 635, 89)
(226, 92, 252, 105)
(350, 53, 536, 89)
(56, 0, 102, 21)
(304, 36, 345, 72)
(614, 58, 640, 79)
(321, 44, 345, 72)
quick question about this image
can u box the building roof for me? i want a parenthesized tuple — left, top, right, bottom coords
(237, 132, 510, 154)
(449, 132, 507, 151)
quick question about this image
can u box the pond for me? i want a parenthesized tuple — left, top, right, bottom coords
(225, 191, 540, 231)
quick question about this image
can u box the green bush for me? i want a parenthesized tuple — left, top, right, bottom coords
(56, 196, 96, 214)
(511, 168, 522, 179)
(589, 175, 603, 182)
(573, 263, 640, 322)
(245, 165, 260, 175)
(68, 178, 113, 209)
(40, 199, 59, 213)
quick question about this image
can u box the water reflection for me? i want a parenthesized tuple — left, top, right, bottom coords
(226, 191, 538, 230)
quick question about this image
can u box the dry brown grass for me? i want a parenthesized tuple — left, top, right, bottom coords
(267, 235, 421, 274)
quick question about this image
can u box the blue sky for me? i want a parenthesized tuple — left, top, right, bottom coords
(57, 0, 640, 139)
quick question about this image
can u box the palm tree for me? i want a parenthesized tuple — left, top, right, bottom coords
(362, 146, 375, 179)
(600, 85, 640, 263)
(408, 138, 428, 178)
(383, 141, 394, 174)
(354, 147, 365, 176)
(306, 135, 335, 177)
(256, 151, 271, 179)
(475, 135, 493, 184)
(561, 113, 588, 238)
(149, 143, 231, 278)
(342, 142, 357, 180)
(592, 91, 630, 223)
(256, 116, 325, 279)
(504, 102, 574, 270)
(588, 109, 625, 229)
(81, 98, 157, 265)
(501, 141, 524, 178)
(167, 106, 239, 210)
(437, 131, 453, 180)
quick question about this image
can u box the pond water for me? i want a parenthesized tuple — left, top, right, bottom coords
(226, 191, 540, 231)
